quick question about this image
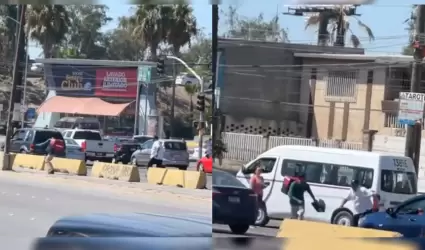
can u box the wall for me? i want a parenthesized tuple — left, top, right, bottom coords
(302, 58, 386, 142)
(218, 38, 364, 137)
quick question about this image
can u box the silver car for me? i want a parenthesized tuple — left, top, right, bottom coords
(130, 139, 189, 170)
(65, 138, 85, 161)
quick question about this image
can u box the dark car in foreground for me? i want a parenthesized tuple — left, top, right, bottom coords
(360, 194, 425, 237)
(112, 141, 141, 164)
(213, 169, 258, 234)
(32, 212, 211, 250)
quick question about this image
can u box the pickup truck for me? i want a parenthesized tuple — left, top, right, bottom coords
(62, 129, 114, 162)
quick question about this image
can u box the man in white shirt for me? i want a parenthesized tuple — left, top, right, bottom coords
(340, 179, 377, 226)
(147, 136, 164, 169)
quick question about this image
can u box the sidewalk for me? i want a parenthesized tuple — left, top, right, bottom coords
(6, 167, 211, 204)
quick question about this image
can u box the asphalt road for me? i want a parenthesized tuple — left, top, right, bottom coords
(0, 171, 211, 250)
(213, 219, 281, 237)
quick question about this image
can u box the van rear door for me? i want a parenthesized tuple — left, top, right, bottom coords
(378, 156, 417, 208)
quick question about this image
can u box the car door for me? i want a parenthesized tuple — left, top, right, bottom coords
(236, 156, 279, 201)
(136, 140, 154, 165)
(380, 198, 425, 237)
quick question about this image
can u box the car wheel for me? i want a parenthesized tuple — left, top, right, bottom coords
(178, 166, 188, 171)
(198, 163, 204, 172)
(255, 206, 270, 226)
(332, 210, 353, 226)
(229, 224, 250, 234)
(20, 149, 26, 154)
(122, 160, 129, 165)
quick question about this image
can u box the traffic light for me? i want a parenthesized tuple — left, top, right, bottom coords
(156, 58, 165, 75)
(196, 94, 205, 112)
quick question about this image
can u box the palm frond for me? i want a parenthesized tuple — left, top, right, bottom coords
(305, 15, 320, 30)
(357, 20, 375, 41)
(350, 34, 360, 48)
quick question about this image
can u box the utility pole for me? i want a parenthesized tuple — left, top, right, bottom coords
(211, 3, 218, 160)
(13, 5, 25, 126)
(3, 4, 26, 170)
(405, 5, 425, 175)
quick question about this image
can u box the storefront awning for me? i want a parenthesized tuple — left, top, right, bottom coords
(37, 96, 134, 116)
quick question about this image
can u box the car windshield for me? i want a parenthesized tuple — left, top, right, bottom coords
(213, 170, 246, 188)
(163, 141, 187, 150)
(73, 131, 102, 140)
(381, 170, 417, 194)
(34, 131, 63, 144)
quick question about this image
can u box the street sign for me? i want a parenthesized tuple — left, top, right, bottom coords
(398, 92, 425, 125)
(137, 66, 151, 83)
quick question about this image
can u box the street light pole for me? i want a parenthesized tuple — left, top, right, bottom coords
(166, 55, 204, 159)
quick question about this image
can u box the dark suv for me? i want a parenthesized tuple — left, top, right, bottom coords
(112, 141, 141, 164)
(3, 128, 66, 157)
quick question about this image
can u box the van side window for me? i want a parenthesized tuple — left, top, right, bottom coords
(281, 159, 373, 188)
(244, 158, 277, 174)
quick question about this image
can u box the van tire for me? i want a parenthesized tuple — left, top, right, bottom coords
(255, 206, 270, 226)
(332, 210, 353, 226)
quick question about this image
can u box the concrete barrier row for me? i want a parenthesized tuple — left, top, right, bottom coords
(147, 167, 206, 189)
(277, 219, 402, 238)
(6, 153, 206, 189)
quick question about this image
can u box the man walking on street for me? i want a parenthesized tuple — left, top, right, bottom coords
(340, 179, 378, 226)
(288, 171, 318, 220)
(36, 136, 65, 175)
(147, 136, 164, 169)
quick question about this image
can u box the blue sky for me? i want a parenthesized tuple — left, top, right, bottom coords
(28, 0, 414, 58)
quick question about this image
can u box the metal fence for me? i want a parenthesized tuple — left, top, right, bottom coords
(222, 132, 363, 162)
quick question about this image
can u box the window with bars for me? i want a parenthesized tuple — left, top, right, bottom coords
(324, 70, 358, 102)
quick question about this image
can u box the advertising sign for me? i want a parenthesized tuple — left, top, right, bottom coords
(95, 68, 138, 98)
(49, 64, 95, 96)
(398, 92, 425, 125)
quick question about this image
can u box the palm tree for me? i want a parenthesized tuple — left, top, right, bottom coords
(167, 4, 197, 56)
(132, 5, 173, 61)
(26, 5, 71, 58)
(305, 7, 374, 48)
(184, 83, 198, 114)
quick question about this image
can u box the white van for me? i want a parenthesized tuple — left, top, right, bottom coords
(236, 145, 418, 226)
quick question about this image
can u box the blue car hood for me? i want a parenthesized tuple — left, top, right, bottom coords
(362, 211, 395, 225)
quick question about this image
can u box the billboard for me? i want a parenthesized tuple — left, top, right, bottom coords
(95, 68, 138, 98)
(49, 64, 96, 96)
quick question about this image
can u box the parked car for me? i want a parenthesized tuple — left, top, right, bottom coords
(64, 138, 85, 161)
(2, 128, 66, 157)
(197, 155, 213, 173)
(62, 129, 115, 162)
(112, 141, 141, 164)
(32, 213, 211, 250)
(213, 169, 258, 234)
(131, 139, 189, 170)
(360, 194, 425, 237)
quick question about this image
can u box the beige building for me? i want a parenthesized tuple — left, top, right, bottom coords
(295, 53, 422, 142)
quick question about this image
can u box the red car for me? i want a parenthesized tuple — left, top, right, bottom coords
(196, 156, 213, 173)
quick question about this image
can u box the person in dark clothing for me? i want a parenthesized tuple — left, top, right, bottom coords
(287, 171, 317, 220)
(36, 137, 56, 174)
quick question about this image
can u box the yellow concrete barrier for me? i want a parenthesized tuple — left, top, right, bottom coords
(13, 153, 45, 170)
(162, 169, 185, 187)
(51, 157, 87, 176)
(277, 219, 402, 238)
(284, 238, 415, 250)
(91, 162, 140, 182)
(183, 170, 206, 189)
(147, 167, 168, 185)
(147, 168, 206, 189)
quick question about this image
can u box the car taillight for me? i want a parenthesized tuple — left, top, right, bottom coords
(81, 141, 86, 152)
(29, 144, 34, 151)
